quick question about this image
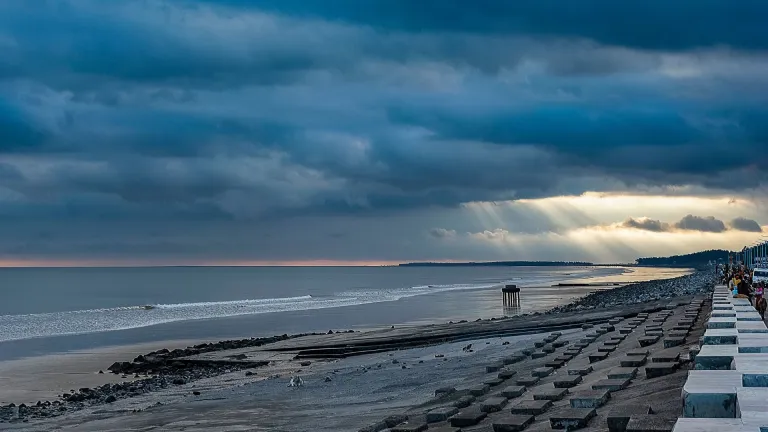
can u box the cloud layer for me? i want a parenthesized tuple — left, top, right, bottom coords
(0, 1, 766, 262)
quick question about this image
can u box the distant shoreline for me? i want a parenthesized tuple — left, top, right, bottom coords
(399, 260, 594, 267)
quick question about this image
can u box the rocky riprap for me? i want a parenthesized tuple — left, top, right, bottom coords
(0, 331, 353, 424)
(547, 271, 715, 314)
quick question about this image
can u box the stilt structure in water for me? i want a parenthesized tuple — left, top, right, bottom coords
(502, 284, 521, 307)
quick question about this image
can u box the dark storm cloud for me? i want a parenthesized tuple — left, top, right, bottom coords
(729, 217, 764, 232)
(620, 218, 671, 232)
(674, 215, 727, 233)
(219, 0, 768, 51)
(0, 0, 767, 261)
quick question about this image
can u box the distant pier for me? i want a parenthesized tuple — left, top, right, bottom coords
(502, 284, 521, 307)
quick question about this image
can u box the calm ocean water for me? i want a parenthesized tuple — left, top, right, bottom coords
(0, 266, 689, 360)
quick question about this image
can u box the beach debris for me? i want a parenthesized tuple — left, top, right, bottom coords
(192, 391, 201, 396)
(300, 361, 311, 366)
(462, 344, 473, 352)
(288, 376, 304, 387)
(325, 376, 332, 382)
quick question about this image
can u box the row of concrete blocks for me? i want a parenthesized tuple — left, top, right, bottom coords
(674, 286, 768, 431)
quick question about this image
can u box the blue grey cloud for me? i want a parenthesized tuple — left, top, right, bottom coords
(0, 0, 766, 261)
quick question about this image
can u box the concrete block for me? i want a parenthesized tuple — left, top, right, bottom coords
(550, 332, 562, 337)
(554, 375, 583, 388)
(592, 378, 631, 392)
(510, 399, 552, 415)
(568, 366, 593, 376)
(435, 386, 456, 397)
(683, 369, 740, 419)
(599, 344, 617, 352)
(619, 327, 634, 335)
(736, 312, 763, 322)
(450, 409, 488, 427)
(628, 349, 650, 357)
(602, 324, 616, 332)
(695, 345, 737, 370)
(646, 330, 664, 337)
(533, 387, 569, 401)
(483, 377, 505, 387)
(735, 387, 768, 424)
(553, 340, 569, 348)
(621, 355, 647, 367)
(543, 336, 557, 344)
(542, 344, 556, 353)
(516, 376, 540, 387)
(491, 414, 535, 432)
(607, 405, 652, 432)
(608, 367, 638, 380)
(532, 366, 554, 377)
(453, 395, 476, 408)
(581, 323, 594, 329)
(639, 335, 661, 347)
(468, 384, 491, 396)
(498, 369, 518, 380)
(546, 359, 566, 369)
(569, 389, 610, 408)
(604, 339, 621, 346)
(707, 318, 736, 329)
(610, 318, 623, 325)
(574, 342, 590, 349)
(549, 408, 596, 430)
(589, 352, 610, 363)
(486, 362, 504, 373)
(671, 418, 753, 432)
(564, 348, 582, 356)
(426, 406, 459, 423)
(390, 423, 428, 432)
(652, 350, 681, 363)
(384, 415, 409, 428)
(645, 362, 679, 378)
(668, 331, 688, 339)
(596, 327, 609, 334)
(500, 385, 526, 398)
(531, 351, 547, 359)
(736, 322, 768, 333)
(481, 396, 509, 413)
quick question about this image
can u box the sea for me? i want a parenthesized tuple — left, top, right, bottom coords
(0, 265, 690, 361)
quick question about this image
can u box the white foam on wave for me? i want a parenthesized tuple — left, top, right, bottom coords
(0, 277, 543, 343)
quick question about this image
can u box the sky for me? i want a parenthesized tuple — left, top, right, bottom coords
(0, 0, 767, 266)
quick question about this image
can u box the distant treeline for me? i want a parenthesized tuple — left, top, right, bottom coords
(635, 249, 730, 267)
(399, 261, 593, 267)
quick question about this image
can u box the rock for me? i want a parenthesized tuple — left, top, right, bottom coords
(105, 395, 117, 403)
(98, 370, 104, 374)
(172, 378, 186, 385)
(300, 361, 311, 366)
(245, 371, 255, 376)
(192, 391, 201, 396)
(325, 376, 332, 382)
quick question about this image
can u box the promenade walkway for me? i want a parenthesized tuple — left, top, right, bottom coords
(674, 285, 768, 431)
